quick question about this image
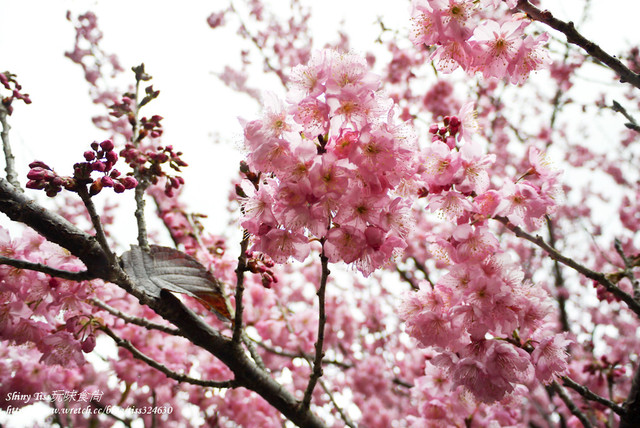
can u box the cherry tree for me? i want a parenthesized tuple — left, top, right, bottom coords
(1, 0, 640, 427)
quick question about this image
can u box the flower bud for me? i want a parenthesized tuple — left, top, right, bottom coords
(113, 182, 126, 193)
(120, 176, 138, 189)
(101, 176, 114, 187)
(100, 139, 115, 151)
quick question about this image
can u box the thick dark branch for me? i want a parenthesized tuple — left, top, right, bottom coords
(552, 381, 593, 428)
(562, 377, 626, 417)
(495, 216, 640, 317)
(100, 324, 236, 389)
(0, 104, 21, 189)
(90, 298, 182, 336)
(301, 243, 330, 411)
(0, 177, 111, 278)
(0, 255, 94, 281)
(516, 0, 640, 91)
(621, 361, 640, 428)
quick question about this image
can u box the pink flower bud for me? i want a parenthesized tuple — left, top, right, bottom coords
(27, 168, 47, 180)
(101, 176, 114, 187)
(106, 150, 118, 163)
(84, 151, 96, 161)
(81, 334, 96, 353)
(100, 139, 115, 151)
(120, 176, 138, 189)
(26, 180, 45, 189)
(113, 182, 126, 193)
(28, 160, 50, 170)
(92, 162, 107, 172)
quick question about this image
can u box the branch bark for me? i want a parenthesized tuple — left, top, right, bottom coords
(495, 216, 640, 317)
(515, 0, 640, 91)
(0, 104, 21, 189)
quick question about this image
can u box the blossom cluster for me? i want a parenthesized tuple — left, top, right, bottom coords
(26, 139, 137, 197)
(401, 106, 567, 405)
(0, 227, 94, 368)
(120, 143, 186, 197)
(240, 50, 419, 275)
(410, 0, 551, 83)
(0, 71, 32, 115)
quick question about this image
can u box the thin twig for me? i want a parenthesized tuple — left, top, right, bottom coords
(546, 217, 570, 332)
(77, 185, 116, 264)
(100, 325, 237, 389)
(90, 400, 133, 427)
(613, 238, 640, 298)
(228, 0, 288, 88)
(562, 376, 626, 416)
(241, 331, 267, 371)
(552, 381, 593, 428)
(411, 256, 435, 288)
(611, 100, 640, 133)
(396, 265, 419, 290)
(318, 379, 357, 428)
(251, 337, 353, 369)
(134, 182, 150, 251)
(0, 103, 21, 189)
(90, 298, 183, 336)
(232, 230, 250, 343)
(0, 255, 94, 281)
(516, 0, 640, 91)
(300, 241, 330, 410)
(495, 216, 640, 317)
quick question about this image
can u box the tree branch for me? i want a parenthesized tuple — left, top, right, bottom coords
(77, 184, 117, 265)
(546, 217, 570, 332)
(300, 242, 330, 411)
(562, 376, 626, 417)
(0, 177, 111, 278)
(100, 324, 236, 389)
(0, 255, 94, 281)
(0, 103, 21, 189)
(515, 0, 640, 91)
(495, 216, 640, 317)
(90, 298, 182, 336)
(621, 361, 640, 428)
(612, 100, 640, 133)
(552, 381, 594, 428)
(233, 230, 250, 343)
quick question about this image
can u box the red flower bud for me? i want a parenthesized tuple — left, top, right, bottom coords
(101, 176, 114, 187)
(106, 150, 118, 163)
(113, 182, 126, 193)
(100, 139, 115, 151)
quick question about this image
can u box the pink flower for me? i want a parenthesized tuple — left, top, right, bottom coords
(324, 226, 365, 264)
(473, 20, 524, 79)
(39, 331, 85, 368)
(252, 229, 310, 263)
(531, 333, 571, 383)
